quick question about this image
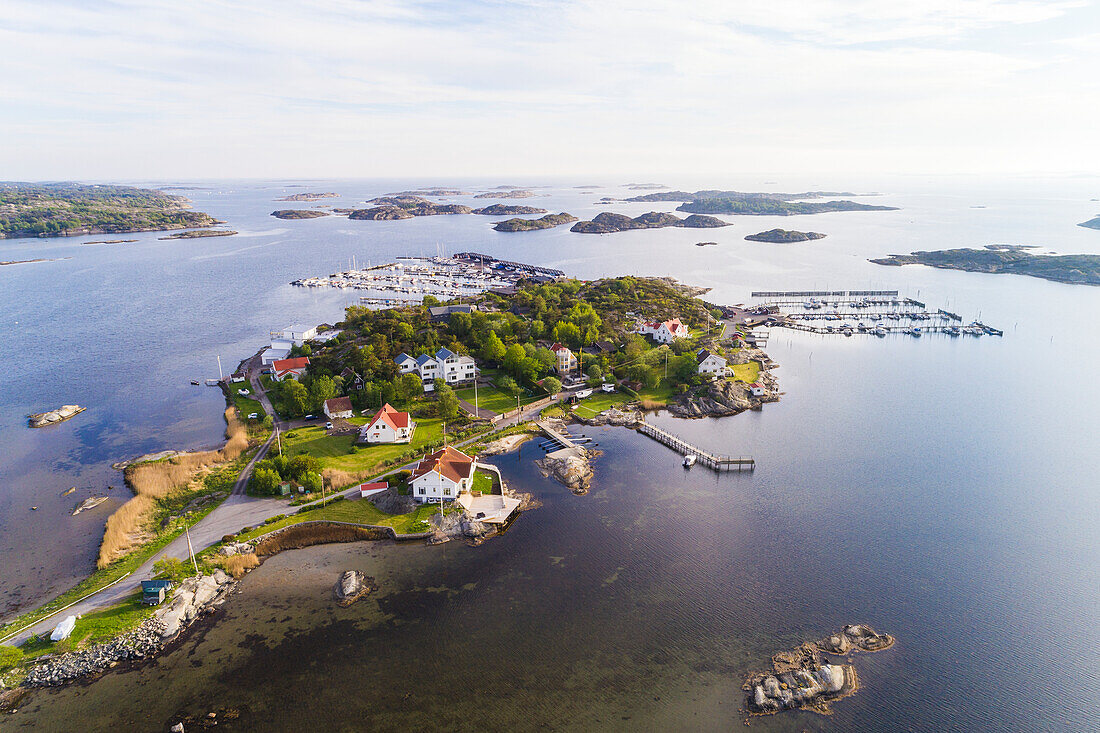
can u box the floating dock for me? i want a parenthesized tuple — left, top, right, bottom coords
(636, 421, 755, 472)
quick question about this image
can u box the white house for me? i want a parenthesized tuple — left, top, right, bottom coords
(271, 356, 310, 382)
(638, 318, 689, 344)
(395, 349, 477, 392)
(323, 396, 354, 420)
(359, 403, 415, 444)
(550, 342, 578, 375)
(696, 349, 729, 377)
(750, 382, 766, 397)
(409, 446, 475, 503)
(263, 324, 319, 365)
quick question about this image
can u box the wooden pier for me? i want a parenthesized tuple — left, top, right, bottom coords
(636, 421, 755, 472)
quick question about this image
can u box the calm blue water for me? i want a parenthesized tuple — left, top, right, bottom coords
(2, 176, 1098, 729)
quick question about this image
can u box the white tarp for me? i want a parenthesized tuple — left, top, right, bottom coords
(50, 615, 76, 641)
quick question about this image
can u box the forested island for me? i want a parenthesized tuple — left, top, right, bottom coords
(271, 210, 329, 220)
(617, 189, 895, 216)
(474, 190, 534, 199)
(745, 229, 826, 243)
(472, 204, 548, 216)
(1078, 216, 1100, 230)
(0, 183, 219, 238)
(870, 246, 1100, 285)
(570, 211, 728, 233)
(493, 213, 577, 231)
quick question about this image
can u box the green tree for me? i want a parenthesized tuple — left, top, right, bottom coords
(503, 343, 526, 376)
(436, 384, 460, 420)
(309, 375, 336, 411)
(497, 375, 520, 396)
(552, 321, 581, 348)
(283, 379, 310, 417)
(262, 415, 274, 431)
(482, 331, 507, 363)
(250, 466, 282, 495)
(586, 363, 603, 381)
(302, 472, 323, 493)
(542, 376, 562, 395)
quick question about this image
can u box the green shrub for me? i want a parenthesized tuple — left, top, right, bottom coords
(0, 645, 23, 671)
(263, 514, 286, 525)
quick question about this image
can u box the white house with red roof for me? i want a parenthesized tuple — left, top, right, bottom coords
(323, 396, 354, 420)
(409, 446, 475, 503)
(637, 318, 689, 344)
(550, 342, 578, 375)
(358, 481, 388, 499)
(271, 356, 310, 382)
(359, 403, 415, 444)
(749, 382, 766, 397)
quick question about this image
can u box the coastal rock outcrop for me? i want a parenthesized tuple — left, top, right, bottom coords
(334, 570, 377, 607)
(368, 487, 417, 515)
(536, 448, 594, 494)
(743, 625, 895, 717)
(28, 405, 85, 428)
(270, 209, 329, 219)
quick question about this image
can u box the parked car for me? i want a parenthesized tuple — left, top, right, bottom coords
(601, 383, 616, 393)
(247, 412, 259, 420)
(325, 421, 334, 430)
(303, 414, 317, 420)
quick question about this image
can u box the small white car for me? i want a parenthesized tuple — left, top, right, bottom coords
(237, 389, 250, 396)
(325, 421, 334, 430)
(247, 412, 259, 420)
(601, 383, 616, 393)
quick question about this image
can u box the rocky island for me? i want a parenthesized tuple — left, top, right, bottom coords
(745, 228, 826, 243)
(28, 405, 86, 428)
(271, 209, 329, 220)
(158, 229, 238, 239)
(616, 189, 895, 216)
(276, 192, 338, 201)
(870, 246, 1100, 285)
(474, 190, 535, 199)
(362, 195, 472, 216)
(472, 204, 549, 216)
(0, 183, 220, 239)
(744, 624, 895, 717)
(570, 211, 729, 233)
(1078, 216, 1100, 230)
(493, 212, 578, 231)
(348, 206, 414, 220)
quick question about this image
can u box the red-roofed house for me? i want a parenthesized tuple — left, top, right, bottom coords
(550, 342, 578, 375)
(637, 318, 689, 344)
(359, 403, 415, 444)
(359, 482, 388, 499)
(323, 396, 353, 420)
(409, 446, 475, 502)
(271, 356, 310, 381)
(749, 382, 766, 397)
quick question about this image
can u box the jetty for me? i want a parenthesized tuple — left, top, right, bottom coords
(636, 420, 755, 472)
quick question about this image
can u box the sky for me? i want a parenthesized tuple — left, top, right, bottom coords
(1, 0, 1099, 180)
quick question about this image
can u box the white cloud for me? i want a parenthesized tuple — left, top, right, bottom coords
(0, 0, 1097, 178)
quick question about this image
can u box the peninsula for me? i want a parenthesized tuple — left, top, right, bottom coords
(745, 229, 827, 243)
(1078, 216, 1100, 230)
(270, 210, 329, 220)
(0, 183, 220, 239)
(492, 213, 577, 231)
(570, 211, 729, 233)
(870, 246, 1100, 285)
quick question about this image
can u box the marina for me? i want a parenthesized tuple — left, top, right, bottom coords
(750, 290, 1003, 338)
(291, 254, 564, 306)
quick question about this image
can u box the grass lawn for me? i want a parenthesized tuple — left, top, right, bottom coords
(452, 385, 519, 415)
(571, 390, 631, 418)
(231, 393, 265, 419)
(472, 468, 495, 495)
(729, 360, 762, 384)
(237, 498, 456, 540)
(636, 381, 677, 406)
(281, 418, 445, 474)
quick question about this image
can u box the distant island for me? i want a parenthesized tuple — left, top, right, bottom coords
(1078, 216, 1100, 230)
(271, 209, 329, 220)
(158, 229, 238, 239)
(745, 229, 827, 243)
(570, 211, 729, 233)
(0, 183, 220, 239)
(276, 192, 338, 202)
(363, 195, 472, 216)
(473, 204, 548, 216)
(348, 206, 413, 220)
(625, 183, 669, 190)
(493, 213, 578, 232)
(474, 190, 534, 199)
(870, 245, 1100, 285)
(615, 189, 895, 216)
(83, 239, 137, 245)
(384, 188, 469, 197)
(695, 241, 718, 246)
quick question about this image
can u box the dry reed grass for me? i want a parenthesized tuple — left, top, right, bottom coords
(222, 553, 259, 578)
(97, 409, 250, 568)
(639, 398, 665, 410)
(253, 522, 387, 557)
(321, 467, 375, 492)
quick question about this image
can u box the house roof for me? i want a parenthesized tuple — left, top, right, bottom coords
(359, 482, 388, 492)
(368, 403, 410, 430)
(697, 349, 726, 365)
(412, 445, 475, 484)
(324, 396, 353, 413)
(429, 304, 473, 317)
(750, 382, 764, 389)
(435, 347, 456, 361)
(550, 342, 572, 354)
(663, 318, 687, 334)
(394, 352, 415, 365)
(272, 356, 310, 372)
(415, 354, 437, 367)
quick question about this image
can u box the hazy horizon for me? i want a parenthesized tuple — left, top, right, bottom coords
(3, 0, 1099, 179)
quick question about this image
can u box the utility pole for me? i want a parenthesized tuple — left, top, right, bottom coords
(276, 425, 282, 457)
(185, 525, 198, 575)
(474, 373, 479, 415)
(217, 355, 223, 381)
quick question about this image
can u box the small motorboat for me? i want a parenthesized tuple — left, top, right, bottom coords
(191, 380, 200, 386)
(683, 455, 697, 468)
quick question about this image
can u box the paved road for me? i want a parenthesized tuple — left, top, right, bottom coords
(4, 381, 569, 646)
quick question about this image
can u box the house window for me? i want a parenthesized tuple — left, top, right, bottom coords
(418, 487, 425, 495)
(444, 488, 451, 496)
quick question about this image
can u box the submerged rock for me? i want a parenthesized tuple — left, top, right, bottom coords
(536, 448, 594, 494)
(27, 405, 85, 428)
(334, 570, 377, 607)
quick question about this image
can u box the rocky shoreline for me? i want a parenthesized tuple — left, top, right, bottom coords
(20, 572, 235, 688)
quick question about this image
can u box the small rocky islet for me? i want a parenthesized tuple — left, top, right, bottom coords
(158, 229, 238, 239)
(745, 228, 827, 243)
(275, 192, 338, 202)
(472, 203, 549, 216)
(1078, 216, 1100, 230)
(492, 212, 578, 232)
(27, 405, 85, 428)
(744, 624, 895, 717)
(270, 209, 330, 220)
